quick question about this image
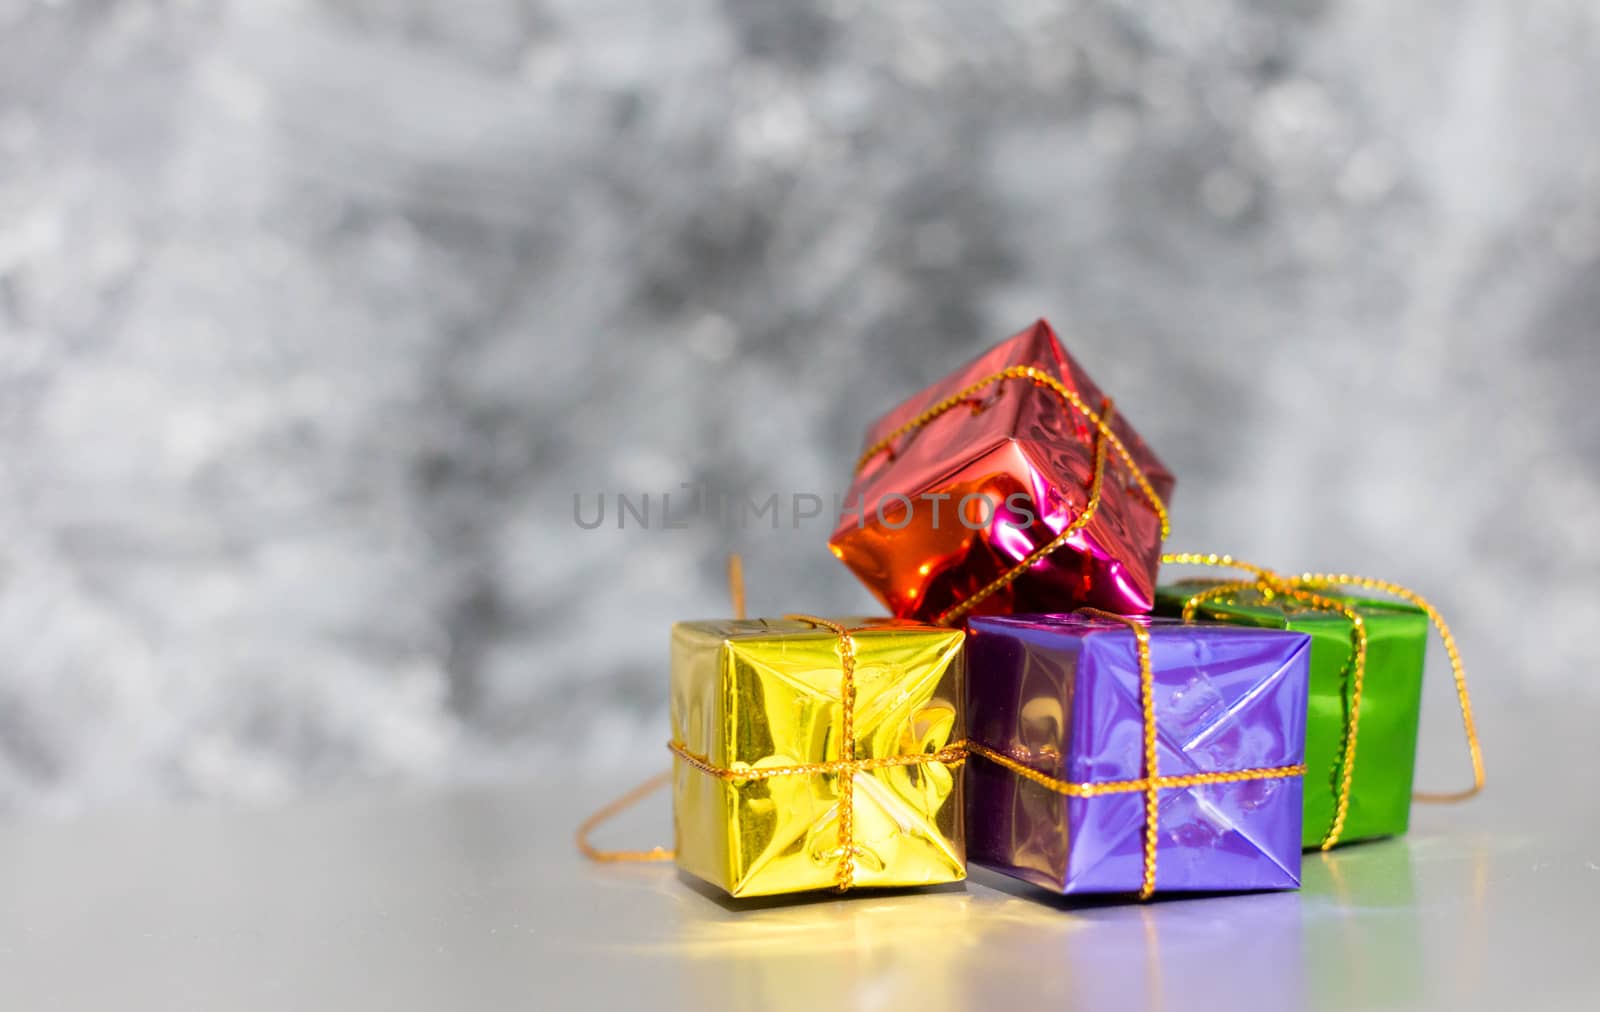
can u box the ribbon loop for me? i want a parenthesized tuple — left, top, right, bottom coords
(575, 771, 675, 864)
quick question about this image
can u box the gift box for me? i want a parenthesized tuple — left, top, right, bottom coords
(829, 319, 1175, 625)
(1155, 580, 1431, 849)
(669, 616, 967, 898)
(964, 613, 1311, 897)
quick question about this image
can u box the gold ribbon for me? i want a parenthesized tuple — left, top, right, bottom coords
(575, 772, 675, 864)
(1158, 552, 1485, 851)
(852, 365, 1172, 628)
(966, 608, 1308, 899)
(577, 553, 751, 865)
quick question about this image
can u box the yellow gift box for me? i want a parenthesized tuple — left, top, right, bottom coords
(669, 616, 967, 898)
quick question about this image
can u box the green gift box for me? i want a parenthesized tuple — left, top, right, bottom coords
(1154, 580, 1429, 850)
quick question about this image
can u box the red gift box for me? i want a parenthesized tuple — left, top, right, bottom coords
(829, 319, 1174, 623)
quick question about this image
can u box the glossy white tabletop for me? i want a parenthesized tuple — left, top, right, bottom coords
(1, 699, 1595, 1011)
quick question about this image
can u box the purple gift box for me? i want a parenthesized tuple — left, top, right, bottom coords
(965, 613, 1311, 896)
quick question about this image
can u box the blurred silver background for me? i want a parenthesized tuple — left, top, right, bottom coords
(1, 0, 1597, 817)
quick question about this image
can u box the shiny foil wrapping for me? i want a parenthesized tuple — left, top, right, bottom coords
(829, 319, 1175, 622)
(965, 614, 1310, 895)
(1155, 582, 1429, 848)
(669, 618, 966, 898)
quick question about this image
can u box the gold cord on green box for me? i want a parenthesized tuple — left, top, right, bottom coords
(1155, 553, 1484, 851)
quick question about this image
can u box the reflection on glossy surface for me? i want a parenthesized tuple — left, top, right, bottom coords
(967, 614, 1311, 894)
(586, 833, 1511, 1012)
(669, 618, 966, 897)
(830, 320, 1174, 621)
(647, 881, 1081, 1012)
(1027, 889, 1307, 1012)
(2, 702, 1597, 1011)
(1155, 583, 1429, 847)
(637, 872, 1310, 1012)
(1302, 842, 1426, 1009)
(1292, 839, 1504, 1012)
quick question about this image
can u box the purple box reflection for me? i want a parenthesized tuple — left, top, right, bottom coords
(966, 614, 1311, 896)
